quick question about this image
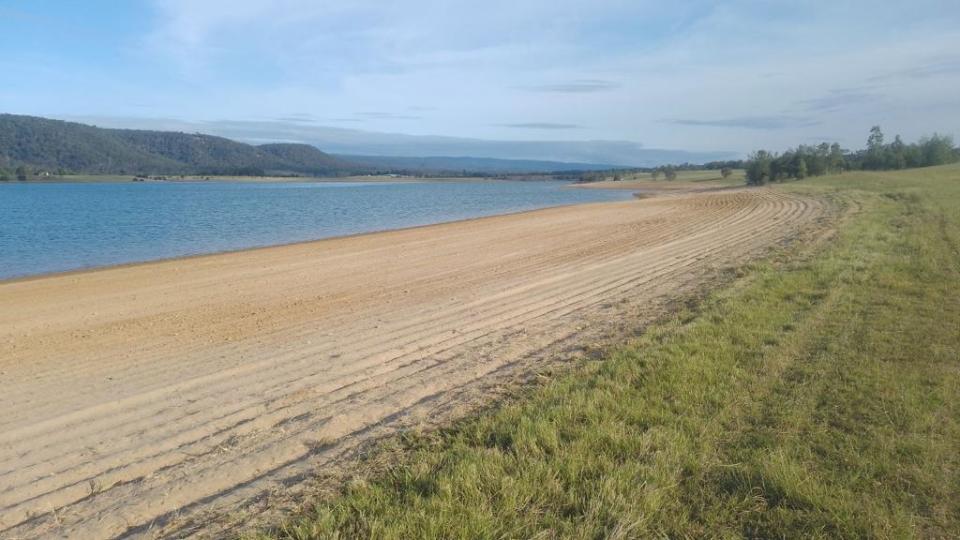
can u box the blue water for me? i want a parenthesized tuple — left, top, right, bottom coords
(0, 181, 630, 280)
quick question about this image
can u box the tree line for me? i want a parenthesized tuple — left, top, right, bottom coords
(0, 165, 37, 181)
(578, 162, 740, 183)
(746, 126, 958, 185)
(850, 127, 956, 171)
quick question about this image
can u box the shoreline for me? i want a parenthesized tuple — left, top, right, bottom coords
(0, 197, 626, 286)
(5, 174, 540, 184)
(572, 178, 743, 191)
(0, 186, 827, 538)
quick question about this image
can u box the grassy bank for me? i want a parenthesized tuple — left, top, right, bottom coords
(258, 165, 960, 539)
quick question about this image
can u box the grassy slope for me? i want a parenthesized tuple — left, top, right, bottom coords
(629, 169, 746, 185)
(258, 165, 960, 539)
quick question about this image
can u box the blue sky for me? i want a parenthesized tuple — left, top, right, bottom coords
(2, 0, 959, 158)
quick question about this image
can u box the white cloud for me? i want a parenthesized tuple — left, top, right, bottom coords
(22, 0, 960, 154)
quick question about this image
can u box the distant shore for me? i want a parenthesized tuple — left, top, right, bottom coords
(5, 174, 514, 184)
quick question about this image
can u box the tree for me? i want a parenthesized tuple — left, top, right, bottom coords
(867, 125, 884, 151)
(745, 151, 772, 185)
(720, 167, 733, 179)
(769, 152, 787, 182)
(865, 125, 886, 170)
(828, 143, 845, 173)
(890, 135, 907, 170)
(797, 157, 808, 179)
(804, 143, 829, 176)
(663, 166, 677, 181)
(651, 169, 661, 180)
(742, 127, 955, 186)
(919, 133, 956, 166)
(15, 166, 28, 181)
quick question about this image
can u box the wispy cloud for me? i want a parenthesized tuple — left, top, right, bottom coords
(520, 79, 620, 93)
(356, 112, 423, 120)
(795, 89, 883, 113)
(6, 0, 959, 155)
(664, 116, 820, 130)
(867, 57, 960, 82)
(274, 113, 318, 123)
(498, 122, 583, 130)
(67, 115, 735, 166)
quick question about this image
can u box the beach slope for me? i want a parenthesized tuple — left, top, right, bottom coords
(0, 187, 827, 538)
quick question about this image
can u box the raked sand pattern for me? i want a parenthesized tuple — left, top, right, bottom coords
(0, 187, 830, 538)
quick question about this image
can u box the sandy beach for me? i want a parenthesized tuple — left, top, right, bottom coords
(0, 187, 829, 538)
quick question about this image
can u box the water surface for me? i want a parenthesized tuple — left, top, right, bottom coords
(0, 180, 630, 280)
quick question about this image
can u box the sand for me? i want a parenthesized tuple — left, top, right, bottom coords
(0, 187, 829, 538)
(572, 179, 740, 193)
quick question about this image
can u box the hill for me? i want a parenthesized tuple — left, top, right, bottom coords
(62, 116, 739, 169)
(0, 114, 356, 176)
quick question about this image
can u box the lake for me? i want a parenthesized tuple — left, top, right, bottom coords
(0, 180, 631, 280)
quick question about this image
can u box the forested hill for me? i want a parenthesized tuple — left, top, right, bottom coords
(0, 114, 358, 176)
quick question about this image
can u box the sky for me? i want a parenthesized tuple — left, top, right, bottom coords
(1, 0, 959, 161)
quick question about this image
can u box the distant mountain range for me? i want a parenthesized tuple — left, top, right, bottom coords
(65, 115, 737, 168)
(0, 114, 733, 176)
(0, 114, 353, 176)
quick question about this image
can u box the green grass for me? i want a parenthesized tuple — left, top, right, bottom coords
(616, 168, 745, 186)
(257, 165, 960, 539)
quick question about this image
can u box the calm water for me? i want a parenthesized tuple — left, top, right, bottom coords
(0, 180, 630, 280)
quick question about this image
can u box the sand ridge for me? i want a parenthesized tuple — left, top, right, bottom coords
(0, 187, 829, 538)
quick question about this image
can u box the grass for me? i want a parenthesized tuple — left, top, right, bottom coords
(255, 165, 960, 539)
(620, 169, 746, 186)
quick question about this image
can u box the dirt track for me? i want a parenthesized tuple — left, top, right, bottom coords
(0, 188, 828, 538)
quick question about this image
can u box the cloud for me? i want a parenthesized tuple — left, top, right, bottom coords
(274, 113, 318, 123)
(143, 1, 651, 76)
(356, 112, 423, 120)
(664, 116, 821, 130)
(795, 89, 883, 113)
(66, 115, 734, 167)
(8, 0, 957, 156)
(521, 79, 620, 93)
(867, 57, 960, 82)
(498, 122, 583, 130)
